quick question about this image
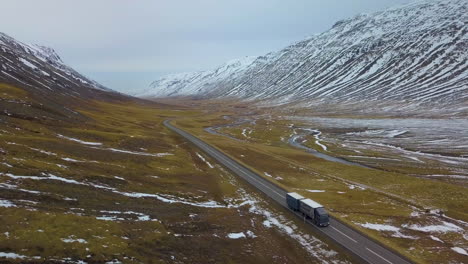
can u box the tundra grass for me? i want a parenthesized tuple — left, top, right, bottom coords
(1, 91, 346, 263)
(173, 109, 468, 264)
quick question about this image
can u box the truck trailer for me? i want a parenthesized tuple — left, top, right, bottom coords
(286, 192, 304, 211)
(286, 192, 330, 227)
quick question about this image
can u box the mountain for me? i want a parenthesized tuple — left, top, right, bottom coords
(142, 0, 468, 115)
(0, 32, 129, 123)
(136, 56, 257, 97)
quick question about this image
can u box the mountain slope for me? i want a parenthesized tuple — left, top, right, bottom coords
(0, 32, 130, 123)
(142, 0, 468, 115)
(136, 56, 257, 97)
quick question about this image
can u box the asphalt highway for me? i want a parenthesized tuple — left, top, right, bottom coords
(164, 120, 413, 264)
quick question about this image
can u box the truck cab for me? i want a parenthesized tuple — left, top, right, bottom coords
(314, 207, 330, 227)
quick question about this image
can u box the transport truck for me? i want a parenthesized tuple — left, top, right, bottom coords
(286, 192, 330, 227)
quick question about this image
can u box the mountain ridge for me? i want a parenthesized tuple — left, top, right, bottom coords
(141, 0, 468, 116)
(0, 32, 132, 123)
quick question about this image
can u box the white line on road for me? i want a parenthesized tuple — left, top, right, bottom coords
(366, 247, 393, 264)
(331, 226, 358, 243)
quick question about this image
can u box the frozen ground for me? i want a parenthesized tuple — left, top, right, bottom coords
(284, 116, 468, 182)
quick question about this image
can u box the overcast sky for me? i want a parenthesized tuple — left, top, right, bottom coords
(1, 0, 413, 93)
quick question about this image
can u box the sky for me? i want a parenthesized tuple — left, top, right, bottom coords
(1, 0, 413, 94)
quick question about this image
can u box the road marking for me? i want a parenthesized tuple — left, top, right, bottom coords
(366, 247, 393, 264)
(331, 226, 358, 243)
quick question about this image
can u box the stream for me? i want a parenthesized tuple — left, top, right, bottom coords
(205, 118, 368, 168)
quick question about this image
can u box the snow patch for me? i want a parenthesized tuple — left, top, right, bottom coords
(402, 221, 463, 233)
(0, 199, 15, 208)
(57, 134, 102, 146)
(451, 247, 468, 256)
(62, 237, 87, 244)
(357, 222, 417, 239)
(0, 252, 26, 259)
(196, 152, 214, 168)
(18, 58, 37, 70)
(306, 190, 326, 193)
(429, 235, 443, 243)
(227, 232, 246, 239)
(359, 223, 400, 232)
(105, 148, 172, 157)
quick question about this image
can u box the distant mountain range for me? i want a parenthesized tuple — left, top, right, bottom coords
(140, 0, 468, 116)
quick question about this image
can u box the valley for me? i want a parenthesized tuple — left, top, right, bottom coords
(0, 91, 349, 263)
(160, 98, 467, 263)
(1, 0, 467, 262)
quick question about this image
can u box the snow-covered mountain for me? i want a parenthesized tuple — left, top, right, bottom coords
(136, 56, 257, 97)
(142, 0, 468, 114)
(0, 32, 129, 122)
(0, 32, 119, 99)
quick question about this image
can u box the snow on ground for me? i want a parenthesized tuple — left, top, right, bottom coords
(18, 58, 37, 70)
(0, 183, 42, 194)
(347, 184, 366, 190)
(346, 155, 401, 161)
(61, 237, 87, 244)
(307, 190, 325, 193)
(241, 128, 253, 138)
(0, 172, 228, 209)
(29, 147, 57, 156)
(57, 134, 102, 146)
(425, 174, 468, 180)
(245, 230, 257, 238)
(451, 247, 468, 256)
(227, 232, 246, 239)
(232, 188, 342, 262)
(358, 222, 400, 232)
(226, 231, 256, 239)
(96, 216, 125, 221)
(61, 157, 81, 162)
(346, 129, 407, 138)
(430, 235, 444, 243)
(116, 191, 227, 208)
(105, 148, 172, 157)
(2, 173, 85, 185)
(402, 221, 464, 233)
(1, 162, 12, 168)
(96, 210, 157, 222)
(357, 222, 418, 239)
(0, 199, 15, 208)
(196, 152, 214, 168)
(58, 141, 173, 158)
(0, 252, 27, 259)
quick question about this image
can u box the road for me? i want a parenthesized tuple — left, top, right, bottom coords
(163, 120, 413, 264)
